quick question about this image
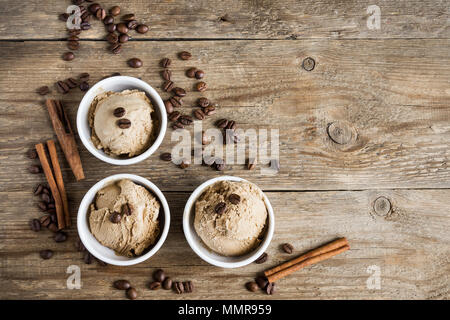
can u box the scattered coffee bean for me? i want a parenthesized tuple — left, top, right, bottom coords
(162, 69, 171, 81)
(149, 281, 161, 290)
(27, 148, 38, 159)
(282, 243, 294, 254)
(106, 32, 118, 43)
(122, 13, 136, 21)
(30, 219, 41, 232)
(127, 20, 138, 30)
(246, 282, 259, 292)
(255, 276, 268, 289)
(179, 115, 193, 125)
(122, 203, 133, 216)
(80, 21, 91, 30)
(186, 67, 197, 78)
(126, 287, 138, 300)
(40, 249, 53, 260)
(169, 111, 181, 121)
(255, 252, 268, 264)
(110, 6, 121, 16)
(183, 281, 194, 293)
(179, 51, 192, 60)
(136, 24, 149, 34)
(229, 193, 241, 205)
(81, 11, 91, 23)
(173, 87, 186, 97)
(160, 152, 172, 161)
(106, 23, 116, 32)
(40, 215, 51, 228)
(59, 13, 69, 22)
(172, 122, 184, 130)
(196, 81, 207, 92)
(36, 86, 50, 96)
(79, 81, 90, 91)
(62, 51, 75, 61)
(153, 269, 166, 282)
(216, 119, 228, 128)
(160, 58, 171, 68)
(163, 80, 174, 92)
(113, 279, 131, 290)
(247, 158, 256, 170)
(226, 120, 236, 130)
(28, 165, 42, 174)
(66, 78, 78, 89)
(54, 231, 68, 243)
(195, 70, 205, 79)
(266, 282, 276, 295)
(56, 80, 70, 94)
(128, 58, 143, 68)
(88, 3, 101, 14)
(203, 105, 216, 116)
(67, 35, 80, 41)
(103, 15, 114, 25)
(79, 72, 90, 82)
(169, 96, 183, 108)
(215, 202, 226, 214)
(214, 159, 226, 171)
(110, 43, 122, 54)
(96, 8, 106, 20)
(194, 109, 205, 121)
(162, 277, 172, 290)
(197, 97, 210, 108)
(173, 281, 184, 294)
(113, 107, 126, 118)
(33, 184, 44, 196)
(110, 212, 122, 223)
(164, 99, 174, 114)
(117, 118, 131, 129)
(47, 222, 59, 233)
(116, 23, 128, 34)
(83, 251, 94, 264)
(179, 159, 190, 169)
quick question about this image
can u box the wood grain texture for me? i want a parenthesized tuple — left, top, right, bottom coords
(0, 0, 449, 40)
(0, 189, 448, 299)
(0, 40, 449, 192)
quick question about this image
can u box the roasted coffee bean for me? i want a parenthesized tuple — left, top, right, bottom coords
(110, 43, 122, 54)
(179, 159, 190, 169)
(153, 269, 165, 282)
(95, 8, 106, 20)
(54, 231, 68, 243)
(164, 100, 174, 114)
(215, 202, 226, 214)
(117, 118, 131, 129)
(172, 122, 184, 130)
(229, 193, 241, 205)
(149, 281, 161, 290)
(126, 287, 138, 300)
(56, 80, 70, 94)
(128, 58, 143, 68)
(62, 51, 75, 61)
(66, 78, 78, 88)
(160, 58, 171, 68)
(34, 183, 44, 196)
(79, 81, 90, 91)
(106, 32, 118, 43)
(169, 96, 183, 108)
(203, 105, 216, 116)
(160, 152, 172, 161)
(127, 20, 138, 30)
(110, 6, 121, 16)
(27, 148, 38, 160)
(161, 69, 171, 81)
(68, 29, 81, 36)
(169, 111, 181, 121)
(136, 24, 149, 34)
(179, 51, 192, 60)
(59, 13, 69, 22)
(83, 251, 94, 264)
(266, 282, 276, 295)
(36, 86, 50, 96)
(246, 281, 259, 292)
(39, 215, 51, 228)
(79, 72, 90, 82)
(162, 277, 172, 290)
(255, 276, 268, 289)
(113, 107, 126, 118)
(255, 252, 268, 264)
(173, 87, 186, 97)
(122, 13, 136, 21)
(37, 201, 47, 212)
(47, 222, 59, 233)
(41, 192, 51, 204)
(282, 243, 294, 254)
(114, 279, 131, 290)
(173, 282, 184, 294)
(81, 11, 91, 22)
(118, 33, 129, 43)
(197, 97, 210, 108)
(163, 80, 174, 92)
(247, 158, 256, 170)
(106, 23, 116, 32)
(226, 120, 236, 130)
(195, 70, 205, 79)
(116, 23, 128, 34)
(122, 203, 133, 216)
(80, 21, 91, 30)
(30, 219, 41, 232)
(186, 67, 197, 78)
(88, 3, 101, 13)
(103, 15, 114, 25)
(196, 81, 207, 92)
(194, 109, 205, 120)
(183, 281, 194, 293)
(28, 165, 42, 174)
(40, 249, 53, 260)
(110, 212, 122, 223)
(179, 115, 193, 125)
(67, 35, 80, 41)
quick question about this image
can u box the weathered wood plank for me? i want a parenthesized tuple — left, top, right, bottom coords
(0, 0, 449, 40)
(0, 40, 449, 191)
(1, 189, 448, 299)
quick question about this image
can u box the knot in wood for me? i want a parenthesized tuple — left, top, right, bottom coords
(373, 196, 392, 216)
(327, 121, 353, 145)
(302, 57, 315, 71)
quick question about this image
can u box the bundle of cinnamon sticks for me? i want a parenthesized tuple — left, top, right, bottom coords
(264, 237, 350, 283)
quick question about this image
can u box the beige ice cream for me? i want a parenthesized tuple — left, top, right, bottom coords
(194, 180, 268, 256)
(89, 179, 160, 257)
(88, 89, 156, 157)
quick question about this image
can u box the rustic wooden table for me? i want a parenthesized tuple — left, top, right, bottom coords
(0, 0, 449, 300)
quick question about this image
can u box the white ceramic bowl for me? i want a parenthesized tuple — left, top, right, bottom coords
(76, 76, 167, 165)
(77, 174, 170, 266)
(183, 176, 275, 268)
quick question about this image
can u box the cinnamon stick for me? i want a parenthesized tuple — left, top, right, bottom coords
(264, 237, 349, 277)
(46, 99, 85, 181)
(266, 245, 350, 283)
(46, 140, 71, 227)
(35, 143, 65, 230)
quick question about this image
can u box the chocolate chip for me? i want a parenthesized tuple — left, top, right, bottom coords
(113, 107, 125, 117)
(246, 282, 259, 292)
(282, 243, 294, 254)
(215, 202, 226, 214)
(117, 118, 131, 129)
(122, 203, 133, 216)
(40, 249, 53, 260)
(255, 252, 268, 264)
(110, 212, 122, 223)
(229, 193, 241, 205)
(113, 280, 131, 290)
